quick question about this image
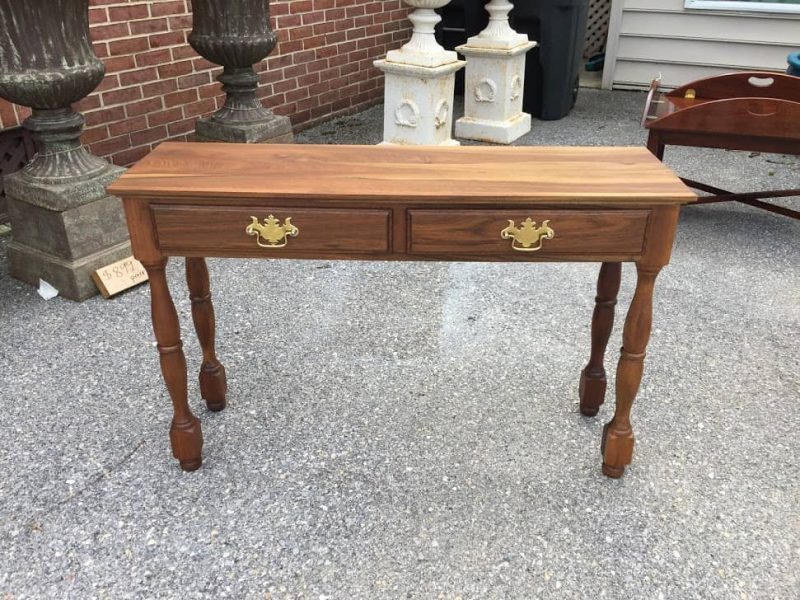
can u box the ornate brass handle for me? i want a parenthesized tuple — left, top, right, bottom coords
(500, 218, 555, 252)
(245, 215, 299, 249)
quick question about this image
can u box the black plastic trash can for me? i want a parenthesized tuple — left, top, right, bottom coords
(437, 0, 589, 121)
(511, 0, 589, 120)
(435, 0, 488, 92)
(436, 0, 487, 51)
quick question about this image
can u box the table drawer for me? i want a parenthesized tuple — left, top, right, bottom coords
(408, 209, 650, 258)
(152, 205, 391, 255)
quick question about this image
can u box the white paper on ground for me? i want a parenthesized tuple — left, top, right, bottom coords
(37, 279, 59, 300)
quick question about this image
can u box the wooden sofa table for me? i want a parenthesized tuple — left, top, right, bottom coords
(108, 143, 695, 478)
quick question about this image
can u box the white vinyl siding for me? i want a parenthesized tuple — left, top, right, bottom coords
(603, 0, 800, 89)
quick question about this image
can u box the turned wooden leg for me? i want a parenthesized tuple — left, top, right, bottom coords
(145, 258, 203, 472)
(601, 263, 661, 479)
(579, 262, 622, 416)
(186, 257, 227, 412)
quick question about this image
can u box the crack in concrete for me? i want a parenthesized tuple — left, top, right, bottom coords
(25, 439, 147, 531)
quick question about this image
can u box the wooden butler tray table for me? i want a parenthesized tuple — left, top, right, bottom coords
(643, 71, 800, 220)
(108, 143, 696, 478)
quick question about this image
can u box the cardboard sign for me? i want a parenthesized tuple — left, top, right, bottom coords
(92, 256, 148, 298)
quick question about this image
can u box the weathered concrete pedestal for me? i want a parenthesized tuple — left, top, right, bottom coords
(455, 0, 536, 144)
(5, 167, 129, 301)
(375, 0, 465, 146)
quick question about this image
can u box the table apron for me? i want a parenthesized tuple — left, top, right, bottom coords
(144, 202, 654, 263)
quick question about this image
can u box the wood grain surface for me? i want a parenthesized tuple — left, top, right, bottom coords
(667, 71, 800, 101)
(408, 209, 649, 257)
(648, 98, 800, 142)
(153, 205, 391, 255)
(108, 143, 695, 204)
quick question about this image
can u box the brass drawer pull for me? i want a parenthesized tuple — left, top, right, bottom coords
(245, 215, 299, 248)
(500, 218, 554, 252)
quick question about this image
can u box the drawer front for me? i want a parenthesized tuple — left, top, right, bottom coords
(152, 205, 391, 255)
(408, 209, 650, 258)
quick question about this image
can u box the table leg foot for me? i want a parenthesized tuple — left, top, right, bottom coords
(601, 414, 635, 479)
(601, 426, 633, 477)
(200, 361, 227, 412)
(601, 462, 625, 479)
(579, 368, 606, 417)
(170, 415, 203, 471)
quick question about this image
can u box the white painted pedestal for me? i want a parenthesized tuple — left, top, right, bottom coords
(374, 0, 465, 146)
(454, 41, 536, 144)
(374, 59, 464, 146)
(455, 0, 536, 144)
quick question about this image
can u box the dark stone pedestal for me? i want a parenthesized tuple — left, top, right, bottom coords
(195, 113, 293, 144)
(5, 165, 130, 301)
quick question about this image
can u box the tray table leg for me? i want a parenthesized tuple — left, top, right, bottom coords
(646, 132, 665, 160)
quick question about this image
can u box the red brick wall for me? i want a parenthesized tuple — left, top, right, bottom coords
(0, 0, 410, 166)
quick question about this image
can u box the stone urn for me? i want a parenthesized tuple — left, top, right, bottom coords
(0, 0, 118, 185)
(189, 0, 293, 143)
(469, 0, 529, 49)
(0, 0, 130, 301)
